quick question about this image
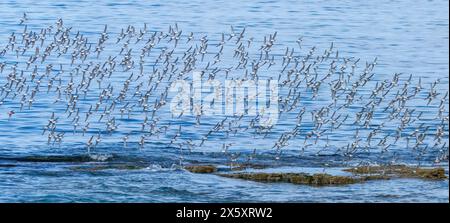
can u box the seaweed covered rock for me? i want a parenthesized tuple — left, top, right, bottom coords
(343, 165, 447, 180)
(227, 163, 270, 171)
(184, 165, 217, 173)
(217, 172, 369, 186)
(185, 164, 446, 186)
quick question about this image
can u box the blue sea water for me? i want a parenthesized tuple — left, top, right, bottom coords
(0, 0, 448, 202)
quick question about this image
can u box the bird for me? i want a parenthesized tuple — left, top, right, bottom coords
(19, 13, 27, 25)
(0, 16, 446, 173)
(7, 110, 15, 120)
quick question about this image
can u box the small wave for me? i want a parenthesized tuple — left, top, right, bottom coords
(143, 164, 164, 172)
(88, 154, 114, 162)
(143, 164, 181, 172)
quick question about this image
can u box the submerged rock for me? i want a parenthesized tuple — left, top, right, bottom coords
(184, 165, 217, 173)
(343, 165, 447, 180)
(7, 155, 114, 163)
(69, 163, 147, 171)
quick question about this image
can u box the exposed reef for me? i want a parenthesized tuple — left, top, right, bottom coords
(184, 165, 217, 173)
(343, 165, 447, 180)
(217, 172, 390, 186)
(184, 164, 447, 186)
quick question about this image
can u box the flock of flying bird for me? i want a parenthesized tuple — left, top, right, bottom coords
(0, 13, 448, 166)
